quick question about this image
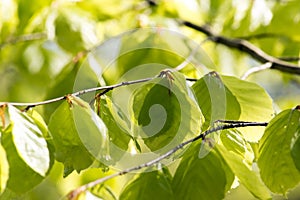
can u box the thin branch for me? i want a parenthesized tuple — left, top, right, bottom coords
(241, 62, 272, 80)
(185, 77, 198, 82)
(0, 75, 201, 109)
(181, 21, 300, 75)
(0, 77, 154, 109)
(237, 33, 284, 40)
(0, 32, 47, 49)
(67, 121, 268, 200)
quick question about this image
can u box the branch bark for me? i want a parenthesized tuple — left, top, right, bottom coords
(182, 21, 300, 75)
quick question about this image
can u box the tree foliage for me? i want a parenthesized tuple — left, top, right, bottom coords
(1, 0, 300, 199)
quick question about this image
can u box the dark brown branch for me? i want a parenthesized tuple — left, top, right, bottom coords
(278, 56, 300, 62)
(182, 21, 300, 75)
(238, 33, 285, 40)
(67, 121, 268, 199)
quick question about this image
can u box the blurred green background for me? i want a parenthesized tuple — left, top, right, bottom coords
(1, 0, 300, 199)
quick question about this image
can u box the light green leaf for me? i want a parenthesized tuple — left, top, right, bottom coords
(258, 108, 300, 194)
(48, 97, 109, 176)
(55, 14, 84, 53)
(0, 106, 54, 194)
(172, 142, 232, 200)
(221, 130, 254, 166)
(222, 75, 273, 141)
(192, 72, 273, 141)
(17, 0, 52, 32)
(291, 107, 300, 171)
(217, 130, 271, 199)
(0, 144, 8, 194)
(55, 7, 98, 53)
(27, 109, 52, 140)
(131, 70, 203, 151)
(192, 71, 240, 130)
(7, 105, 50, 176)
(97, 96, 131, 151)
(43, 62, 80, 123)
(1, 133, 44, 194)
(89, 184, 117, 200)
(120, 169, 174, 200)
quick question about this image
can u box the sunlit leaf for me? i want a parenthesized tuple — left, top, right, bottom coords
(258, 108, 300, 194)
(1, 105, 51, 194)
(172, 142, 233, 200)
(120, 169, 174, 200)
(192, 72, 273, 141)
(198, 124, 220, 159)
(291, 107, 300, 172)
(43, 62, 80, 123)
(48, 97, 109, 176)
(131, 70, 202, 151)
(192, 72, 240, 130)
(55, 11, 85, 53)
(217, 130, 271, 199)
(17, 0, 52, 32)
(97, 96, 131, 151)
(0, 144, 8, 194)
(8, 105, 50, 176)
(89, 184, 117, 200)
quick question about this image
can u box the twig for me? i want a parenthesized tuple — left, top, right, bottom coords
(0, 77, 154, 109)
(237, 33, 284, 40)
(0, 32, 47, 49)
(185, 77, 198, 82)
(241, 62, 272, 80)
(66, 121, 268, 200)
(0, 75, 201, 109)
(181, 21, 300, 75)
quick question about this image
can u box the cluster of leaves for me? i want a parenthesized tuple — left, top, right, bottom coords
(1, 69, 300, 199)
(1, 0, 300, 199)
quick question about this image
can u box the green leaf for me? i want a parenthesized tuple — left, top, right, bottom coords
(258, 108, 300, 194)
(55, 13, 84, 53)
(0, 144, 8, 195)
(17, 0, 52, 32)
(48, 97, 109, 176)
(97, 96, 131, 151)
(89, 184, 117, 200)
(291, 107, 300, 171)
(27, 109, 55, 175)
(192, 72, 273, 141)
(1, 105, 52, 194)
(192, 71, 240, 130)
(120, 169, 174, 200)
(43, 62, 80, 123)
(55, 7, 98, 53)
(8, 105, 50, 176)
(217, 130, 271, 199)
(172, 142, 232, 200)
(27, 109, 52, 140)
(131, 70, 203, 151)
